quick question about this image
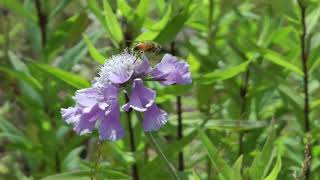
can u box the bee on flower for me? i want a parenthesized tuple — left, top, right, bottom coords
(61, 50, 191, 141)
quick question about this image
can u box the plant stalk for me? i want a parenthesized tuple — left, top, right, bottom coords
(238, 67, 250, 156)
(34, 0, 47, 47)
(124, 94, 139, 180)
(91, 141, 103, 180)
(297, 1, 311, 179)
(170, 42, 185, 171)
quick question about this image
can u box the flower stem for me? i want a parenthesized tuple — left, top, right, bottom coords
(124, 94, 139, 180)
(91, 141, 103, 180)
(135, 112, 180, 180)
(170, 41, 184, 171)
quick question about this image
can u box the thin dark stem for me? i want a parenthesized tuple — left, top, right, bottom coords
(297, 1, 311, 179)
(176, 96, 184, 171)
(124, 94, 139, 180)
(238, 68, 250, 156)
(170, 42, 184, 171)
(34, 0, 47, 47)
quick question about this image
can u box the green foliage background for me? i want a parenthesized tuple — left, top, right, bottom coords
(0, 0, 320, 179)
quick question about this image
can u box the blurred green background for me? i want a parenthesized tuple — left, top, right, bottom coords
(0, 0, 320, 179)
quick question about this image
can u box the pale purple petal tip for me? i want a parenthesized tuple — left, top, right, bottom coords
(151, 54, 192, 85)
(99, 101, 124, 141)
(143, 103, 168, 132)
(122, 78, 155, 112)
(109, 69, 134, 84)
(61, 107, 80, 124)
(74, 87, 99, 107)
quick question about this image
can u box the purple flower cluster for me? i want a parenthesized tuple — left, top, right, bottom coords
(61, 52, 191, 141)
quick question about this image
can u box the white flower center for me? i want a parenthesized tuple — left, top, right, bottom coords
(94, 51, 142, 86)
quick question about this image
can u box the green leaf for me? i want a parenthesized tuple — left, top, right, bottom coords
(8, 51, 29, 72)
(307, 5, 320, 34)
(8, 51, 43, 107)
(0, 66, 43, 91)
(142, 131, 197, 179)
(232, 155, 243, 180)
(192, 169, 201, 180)
(49, 0, 73, 18)
(249, 130, 275, 180)
(263, 50, 303, 76)
(264, 156, 282, 180)
(31, 63, 90, 89)
(278, 85, 303, 110)
(62, 146, 85, 170)
(83, 34, 106, 64)
(103, 0, 124, 44)
(136, 0, 149, 21)
(58, 31, 102, 70)
(311, 99, 320, 111)
(199, 130, 233, 179)
(41, 170, 129, 180)
(198, 61, 250, 84)
(1, 0, 36, 23)
(135, 4, 172, 41)
(309, 57, 320, 74)
(45, 12, 90, 60)
(205, 120, 267, 132)
(155, 1, 196, 44)
(117, 0, 133, 18)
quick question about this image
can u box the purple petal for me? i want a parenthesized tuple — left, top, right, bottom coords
(74, 87, 99, 107)
(122, 78, 155, 112)
(109, 69, 134, 84)
(74, 105, 103, 135)
(61, 107, 80, 124)
(99, 100, 124, 141)
(151, 54, 192, 85)
(134, 55, 151, 76)
(143, 103, 168, 132)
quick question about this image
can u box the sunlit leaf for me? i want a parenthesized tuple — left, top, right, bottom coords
(0, 66, 43, 91)
(103, 0, 124, 44)
(198, 61, 250, 84)
(263, 50, 303, 76)
(155, 0, 196, 44)
(58, 31, 102, 70)
(249, 129, 275, 180)
(31, 63, 90, 89)
(264, 155, 282, 180)
(41, 170, 129, 180)
(83, 34, 106, 64)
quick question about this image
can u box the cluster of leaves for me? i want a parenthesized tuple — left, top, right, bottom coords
(0, 0, 320, 179)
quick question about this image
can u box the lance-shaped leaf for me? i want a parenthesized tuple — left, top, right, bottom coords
(198, 61, 250, 84)
(103, 0, 124, 44)
(155, 0, 196, 44)
(263, 50, 303, 76)
(31, 63, 90, 89)
(83, 34, 105, 64)
(249, 129, 275, 180)
(199, 130, 234, 179)
(264, 155, 282, 180)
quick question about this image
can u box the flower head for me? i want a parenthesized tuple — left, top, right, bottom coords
(61, 51, 191, 141)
